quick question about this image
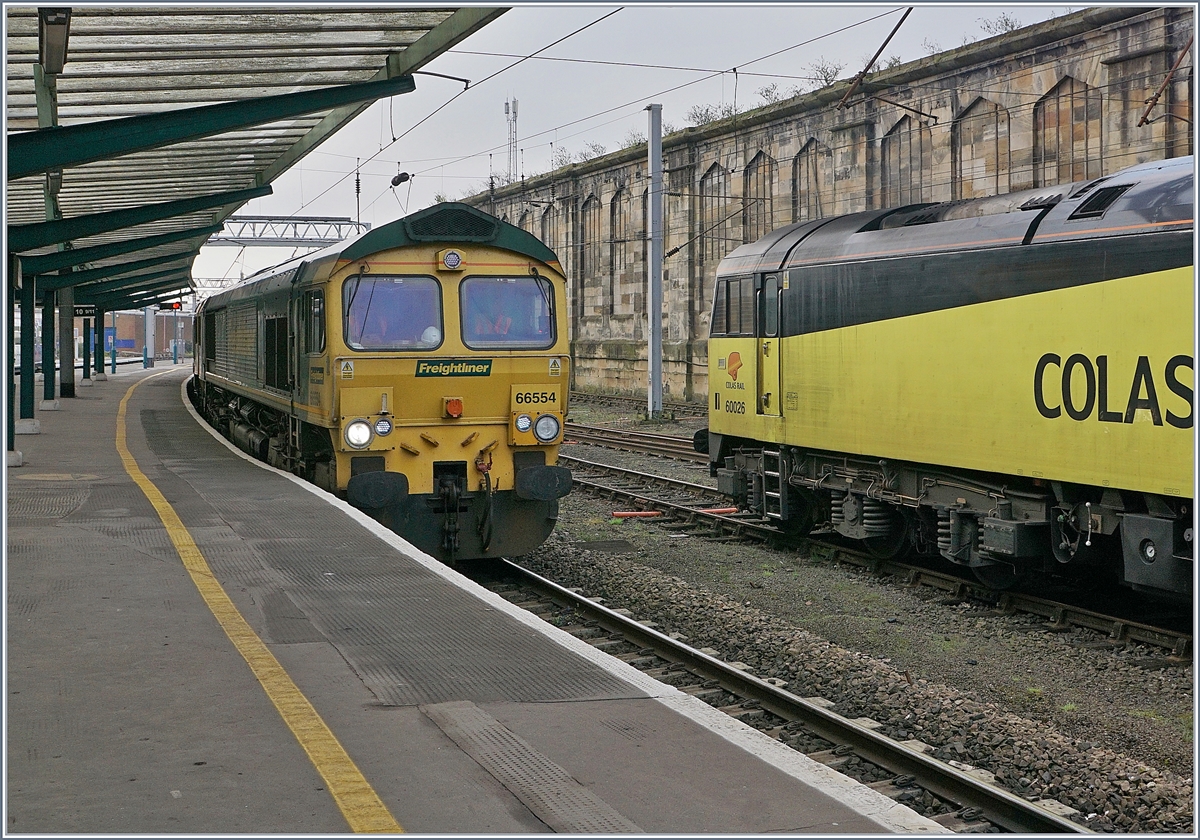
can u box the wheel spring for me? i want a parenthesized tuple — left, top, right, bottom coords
(830, 490, 846, 524)
(861, 498, 893, 537)
(936, 509, 952, 551)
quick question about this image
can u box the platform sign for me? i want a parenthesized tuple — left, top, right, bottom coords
(104, 327, 115, 352)
(73, 305, 96, 318)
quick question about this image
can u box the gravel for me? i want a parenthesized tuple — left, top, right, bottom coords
(524, 412, 1196, 832)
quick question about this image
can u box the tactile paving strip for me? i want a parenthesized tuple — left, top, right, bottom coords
(7, 484, 91, 520)
(422, 700, 642, 833)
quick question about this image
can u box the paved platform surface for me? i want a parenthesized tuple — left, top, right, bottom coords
(6, 364, 946, 834)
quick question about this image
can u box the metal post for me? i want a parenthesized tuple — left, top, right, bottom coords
(646, 103, 664, 418)
(172, 309, 178, 364)
(143, 306, 155, 368)
(81, 317, 91, 382)
(18, 263, 36, 424)
(93, 306, 106, 380)
(7, 262, 16, 458)
(41, 288, 59, 409)
(58, 285, 75, 397)
(110, 311, 117, 374)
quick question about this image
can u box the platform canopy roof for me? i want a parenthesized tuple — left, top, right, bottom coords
(5, 5, 505, 311)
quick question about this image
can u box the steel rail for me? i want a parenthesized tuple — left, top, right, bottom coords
(569, 391, 707, 417)
(565, 423, 706, 462)
(499, 559, 1090, 834)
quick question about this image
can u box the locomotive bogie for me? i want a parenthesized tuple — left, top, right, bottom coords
(192, 203, 572, 562)
(704, 157, 1194, 599)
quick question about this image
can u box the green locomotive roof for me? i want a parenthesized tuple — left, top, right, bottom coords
(338, 202, 560, 266)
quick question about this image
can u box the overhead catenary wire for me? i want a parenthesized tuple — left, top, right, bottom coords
(317, 7, 912, 219)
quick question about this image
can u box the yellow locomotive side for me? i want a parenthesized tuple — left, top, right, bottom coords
(710, 266, 1194, 497)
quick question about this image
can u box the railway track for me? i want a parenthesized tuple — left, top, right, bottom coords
(569, 391, 707, 418)
(564, 423, 707, 462)
(559, 454, 1193, 658)
(477, 559, 1090, 834)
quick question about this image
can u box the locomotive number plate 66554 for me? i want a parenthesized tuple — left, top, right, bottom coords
(511, 387, 559, 408)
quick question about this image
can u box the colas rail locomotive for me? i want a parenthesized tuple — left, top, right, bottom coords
(699, 155, 1193, 600)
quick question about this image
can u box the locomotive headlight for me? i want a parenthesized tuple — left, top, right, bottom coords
(374, 417, 393, 436)
(533, 414, 561, 442)
(515, 414, 533, 433)
(345, 419, 373, 449)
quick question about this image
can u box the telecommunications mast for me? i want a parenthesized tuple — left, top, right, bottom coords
(505, 98, 518, 181)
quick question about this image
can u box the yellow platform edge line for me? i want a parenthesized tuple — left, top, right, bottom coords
(116, 372, 403, 834)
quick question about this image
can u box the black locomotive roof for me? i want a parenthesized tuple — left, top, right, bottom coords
(717, 155, 1193, 278)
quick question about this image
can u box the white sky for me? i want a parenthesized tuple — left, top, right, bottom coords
(194, 2, 1078, 282)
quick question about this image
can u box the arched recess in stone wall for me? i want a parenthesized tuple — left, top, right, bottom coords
(699, 162, 731, 266)
(1033, 75, 1103, 187)
(792, 138, 832, 222)
(517, 209, 530, 234)
(742, 151, 776, 243)
(540, 205, 557, 252)
(580, 194, 603, 316)
(881, 115, 933, 208)
(953, 98, 1011, 200)
(610, 188, 634, 316)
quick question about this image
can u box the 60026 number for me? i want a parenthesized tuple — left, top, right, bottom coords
(725, 400, 746, 414)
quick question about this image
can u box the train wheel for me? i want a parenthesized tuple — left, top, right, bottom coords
(972, 560, 1022, 590)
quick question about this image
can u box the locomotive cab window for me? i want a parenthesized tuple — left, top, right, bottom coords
(461, 275, 555, 349)
(343, 275, 443, 350)
(710, 276, 755, 337)
(302, 289, 325, 354)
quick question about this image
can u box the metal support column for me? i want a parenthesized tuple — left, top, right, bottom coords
(81, 318, 91, 384)
(58, 285, 75, 397)
(94, 307, 106, 380)
(7, 261, 18, 462)
(40, 289, 59, 410)
(18, 261, 37, 429)
(646, 103, 664, 418)
(143, 306, 155, 368)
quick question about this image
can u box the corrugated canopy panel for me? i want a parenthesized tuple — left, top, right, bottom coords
(5, 6, 504, 308)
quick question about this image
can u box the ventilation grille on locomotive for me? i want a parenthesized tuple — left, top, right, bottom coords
(406, 208, 498, 242)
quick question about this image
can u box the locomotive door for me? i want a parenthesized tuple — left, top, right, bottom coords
(757, 273, 782, 416)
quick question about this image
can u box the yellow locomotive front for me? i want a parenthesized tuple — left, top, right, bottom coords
(192, 204, 572, 563)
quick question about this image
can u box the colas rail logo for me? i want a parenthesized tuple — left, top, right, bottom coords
(726, 352, 743, 381)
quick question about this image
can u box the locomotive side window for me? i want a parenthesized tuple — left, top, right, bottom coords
(761, 274, 780, 337)
(302, 289, 325, 354)
(461, 275, 555, 349)
(343, 275, 442, 350)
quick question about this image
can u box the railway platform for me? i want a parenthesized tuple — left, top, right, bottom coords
(6, 364, 946, 834)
